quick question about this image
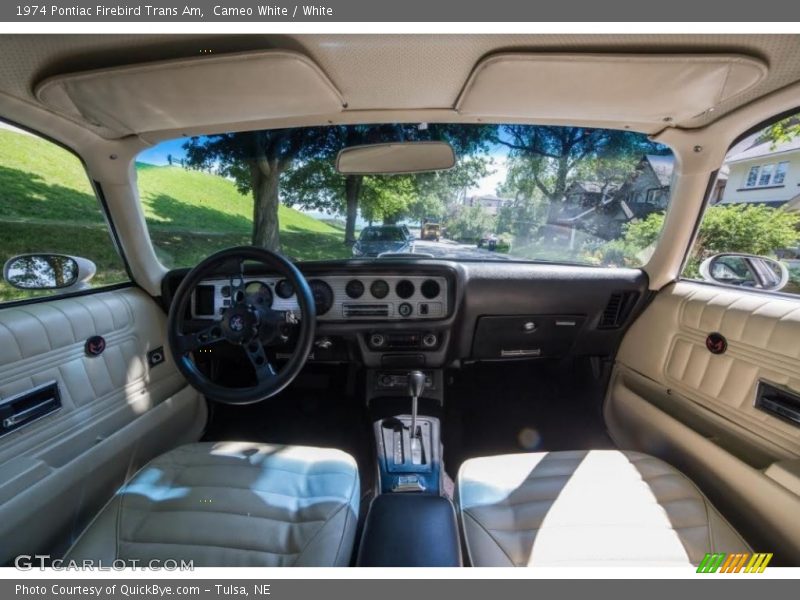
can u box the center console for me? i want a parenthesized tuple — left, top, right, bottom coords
(357, 368, 462, 566)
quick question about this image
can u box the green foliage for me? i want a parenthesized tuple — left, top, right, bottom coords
(620, 212, 666, 250)
(765, 118, 800, 148)
(606, 205, 800, 272)
(495, 194, 547, 243)
(694, 204, 799, 257)
(283, 128, 494, 227)
(445, 205, 495, 242)
(359, 175, 417, 224)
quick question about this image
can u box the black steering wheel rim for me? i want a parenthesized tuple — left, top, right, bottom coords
(167, 246, 316, 405)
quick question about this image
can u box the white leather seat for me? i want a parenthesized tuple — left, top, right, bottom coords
(457, 450, 750, 567)
(65, 442, 360, 566)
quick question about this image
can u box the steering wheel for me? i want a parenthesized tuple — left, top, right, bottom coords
(166, 246, 316, 405)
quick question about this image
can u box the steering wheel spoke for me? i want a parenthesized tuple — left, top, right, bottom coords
(176, 322, 224, 354)
(245, 339, 276, 382)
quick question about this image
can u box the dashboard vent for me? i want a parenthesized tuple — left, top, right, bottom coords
(598, 291, 640, 329)
(343, 303, 390, 318)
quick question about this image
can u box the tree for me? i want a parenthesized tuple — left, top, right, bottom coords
(284, 124, 495, 242)
(359, 176, 417, 224)
(766, 117, 800, 148)
(492, 126, 664, 220)
(184, 128, 332, 250)
(445, 205, 495, 242)
(409, 155, 492, 224)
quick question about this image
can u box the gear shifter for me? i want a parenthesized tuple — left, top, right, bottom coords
(407, 370, 426, 464)
(407, 371, 425, 436)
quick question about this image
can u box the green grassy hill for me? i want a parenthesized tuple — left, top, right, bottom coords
(0, 128, 347, 300)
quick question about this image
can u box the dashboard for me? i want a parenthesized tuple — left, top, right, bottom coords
(190, 274, 450, 321)
(163, 259, 650, 372)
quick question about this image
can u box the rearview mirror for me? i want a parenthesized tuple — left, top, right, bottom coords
(336, 141, 456, 175)
(3, 254, 96, 291)
(699, 253, 789, 292)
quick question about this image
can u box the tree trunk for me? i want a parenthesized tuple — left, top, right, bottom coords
(344, 175, 362, 245)
(251, 161, 281, 251)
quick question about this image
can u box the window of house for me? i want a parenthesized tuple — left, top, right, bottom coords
(746, 166, 760, 187)
(773, 161, 789, 185)
(0, 123, 129, 303)
(745, 161, 789, 188)
(758, 164, 775, 186)
(646, 188, 668, 206)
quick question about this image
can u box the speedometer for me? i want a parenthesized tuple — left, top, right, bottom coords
(308, 279, 334, 315)
(245, 281, 273, 308)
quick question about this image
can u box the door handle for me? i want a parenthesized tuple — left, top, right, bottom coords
(0, 381, 62, 437)
(3, 398, 58, 428)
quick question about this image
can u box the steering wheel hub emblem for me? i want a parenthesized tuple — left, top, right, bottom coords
(229, 314, 245, 332)
(221, 305, 260, 344)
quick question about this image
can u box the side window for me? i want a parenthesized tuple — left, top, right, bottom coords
(0, 123, 129, 303)
(683, 111, 800, 296)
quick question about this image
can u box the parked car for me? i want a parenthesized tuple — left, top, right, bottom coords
(477, 233, 498, 250)
(352, 225, 415, 257)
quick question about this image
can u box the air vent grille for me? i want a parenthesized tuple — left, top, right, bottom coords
(343, 303, 390, 318)
(598, 291, 640, 329)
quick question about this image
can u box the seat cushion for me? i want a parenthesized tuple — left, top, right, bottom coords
(65, 442, 360, 567)
(457, 450, 750, 567)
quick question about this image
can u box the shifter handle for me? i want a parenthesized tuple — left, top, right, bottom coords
(408, 371, 425, 441)
(408, 370, 426, 399)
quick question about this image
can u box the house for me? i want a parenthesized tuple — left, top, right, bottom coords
(718, 136, 800, 211)
(548, 154, 675, 241)
(465, 193, 510, 216)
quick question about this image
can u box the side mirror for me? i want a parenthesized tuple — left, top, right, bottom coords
(3, 254, 96, 292)
(699, 253, 789, 292)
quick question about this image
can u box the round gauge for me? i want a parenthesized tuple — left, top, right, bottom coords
(275, 279, 295, 299)
(245, 281, 273, 307)
(370, 279, 389, 299)
(421, 279, 441, 299)
(396, 279, 415, 299)
(308, 279, 334, 315)
(345, 279, 365, 299)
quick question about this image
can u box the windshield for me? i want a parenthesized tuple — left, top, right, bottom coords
(360, 227, 406, 242)
(137, 123, 674, 267)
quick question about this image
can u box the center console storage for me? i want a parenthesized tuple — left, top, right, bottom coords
(356, 493, 462, 567)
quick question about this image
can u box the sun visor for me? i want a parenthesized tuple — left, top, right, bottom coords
(456, 53, 767, 127)
(35, 50, 345, 137)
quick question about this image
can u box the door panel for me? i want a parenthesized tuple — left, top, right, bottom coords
(606, 281, 800, 563)
(0, 288, 206, 563)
